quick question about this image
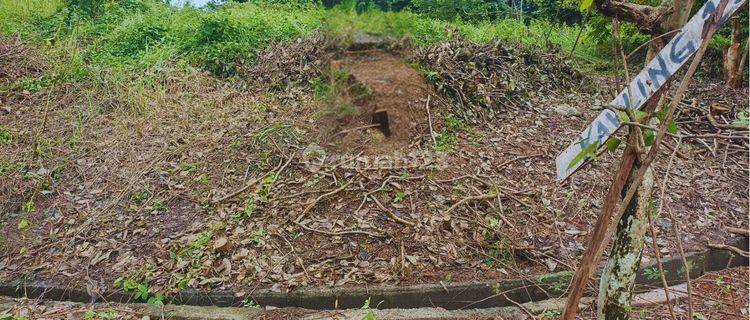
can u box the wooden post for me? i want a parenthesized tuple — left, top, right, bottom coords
(561, 135, 638, 319)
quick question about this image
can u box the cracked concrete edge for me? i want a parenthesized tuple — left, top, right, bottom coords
(0, 285, 688, 320)
(0, 295, 528, 320)
(1, 237, 746, 311)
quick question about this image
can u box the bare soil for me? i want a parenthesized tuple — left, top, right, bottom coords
(316, 50, 435, 154)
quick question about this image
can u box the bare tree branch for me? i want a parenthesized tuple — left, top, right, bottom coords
(596, 0, 673, 35)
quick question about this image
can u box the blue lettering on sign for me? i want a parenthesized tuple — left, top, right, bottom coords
(636, 78, 649, 97)
(621, 91, 631, 109)
(632, 91, 644, 108)
(579, 127, 593, 148)
(603, 110, 619, 127)
(580, 117, 614, 150)
(702, 0, 716, 19)
(670, 33, 696, 63)
(702, 0, 733, 35)
(594, 121, 610, 142)
(700, 0, 732, 23)
(557, 0, 746, 181)
(647, 54, 671, 88)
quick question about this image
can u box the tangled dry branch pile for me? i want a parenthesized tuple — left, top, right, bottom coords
(244, 35, 340, 92)
(411, 37, 587, 120)
(0, 36, 46, 95)
(672, 82, 749, 179)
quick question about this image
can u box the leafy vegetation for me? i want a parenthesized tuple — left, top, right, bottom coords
(113, 276, 166, 305)
(0, 0, 615, 88)
(642, 266, 665, 280)
(360, 297, 378, 320)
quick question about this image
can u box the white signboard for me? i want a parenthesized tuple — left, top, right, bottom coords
(556, 0, 745, 181)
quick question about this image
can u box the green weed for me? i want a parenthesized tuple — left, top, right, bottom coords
(249, 227, 267, 246)
(113, 277, 165, 305)
(0, 126, 11, 145)
(312, 67, 371, 119)
(242, 298, 262, 309)
(17, 219, 30, 231)
(360, 297, 377, 320)
(84, 309, 116, 320)
(0, 313, 29, 320)
(189, 230, 214, 250)
(21, 199, 35, 213)
(433, 114, 468, 152)
(482, 239, 514, 268)
(392, 192, 405, 202)
(131, 190, 149, 203)
(0, 162, 20, 175)
(642, 266, 665, 280)
(240, 197, 256, 218)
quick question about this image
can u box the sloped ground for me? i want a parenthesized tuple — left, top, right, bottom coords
(0, 34, 747, 305)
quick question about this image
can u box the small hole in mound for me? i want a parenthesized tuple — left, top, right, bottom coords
(372, 109, 391, 137)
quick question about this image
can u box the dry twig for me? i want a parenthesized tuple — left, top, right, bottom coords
(707, 243, 750, 257)
(295, 180, 354, 222)
(213, 154, 294, 203)
(370, 195, 416, 226)
(294, 221, 385, 238)
(425, 95, 437, 147)
(443, 193, 499, 215)
(658, 137, 694, 316)
(726, 227, 749, 237)
(646, 214, 677, 318)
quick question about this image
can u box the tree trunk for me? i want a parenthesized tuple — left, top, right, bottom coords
(723, 16, 742, 88)
(597, 4, 693, 316)
(644, 0, 695, 61)
(597, 164, 655, 319)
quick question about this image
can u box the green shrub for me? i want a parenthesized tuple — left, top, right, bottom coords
(181, 14, 255, 76)
(1, 0, 608, 81)
(105, 15, 169, 57)
(170, 2, 323, 76)
(324, 8, 449, 45)
(65, 0, 106, 20)
(587, 14, 649, 54)
(411, 0, 494, 22)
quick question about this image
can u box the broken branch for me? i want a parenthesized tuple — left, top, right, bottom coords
(443, 193, 499, 215)
(370, 195, 416, 226)
(707, 243, 750, 257)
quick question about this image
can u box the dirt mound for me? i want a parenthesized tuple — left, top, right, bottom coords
(411, 37, 586, 120)
(244, 34, 433, 154)
(314, 50, 435, 154)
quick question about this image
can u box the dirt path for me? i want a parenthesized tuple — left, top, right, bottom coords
(318, 50, 434, 154)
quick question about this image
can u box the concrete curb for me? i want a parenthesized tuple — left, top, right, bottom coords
(1, 237, 746, 310)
